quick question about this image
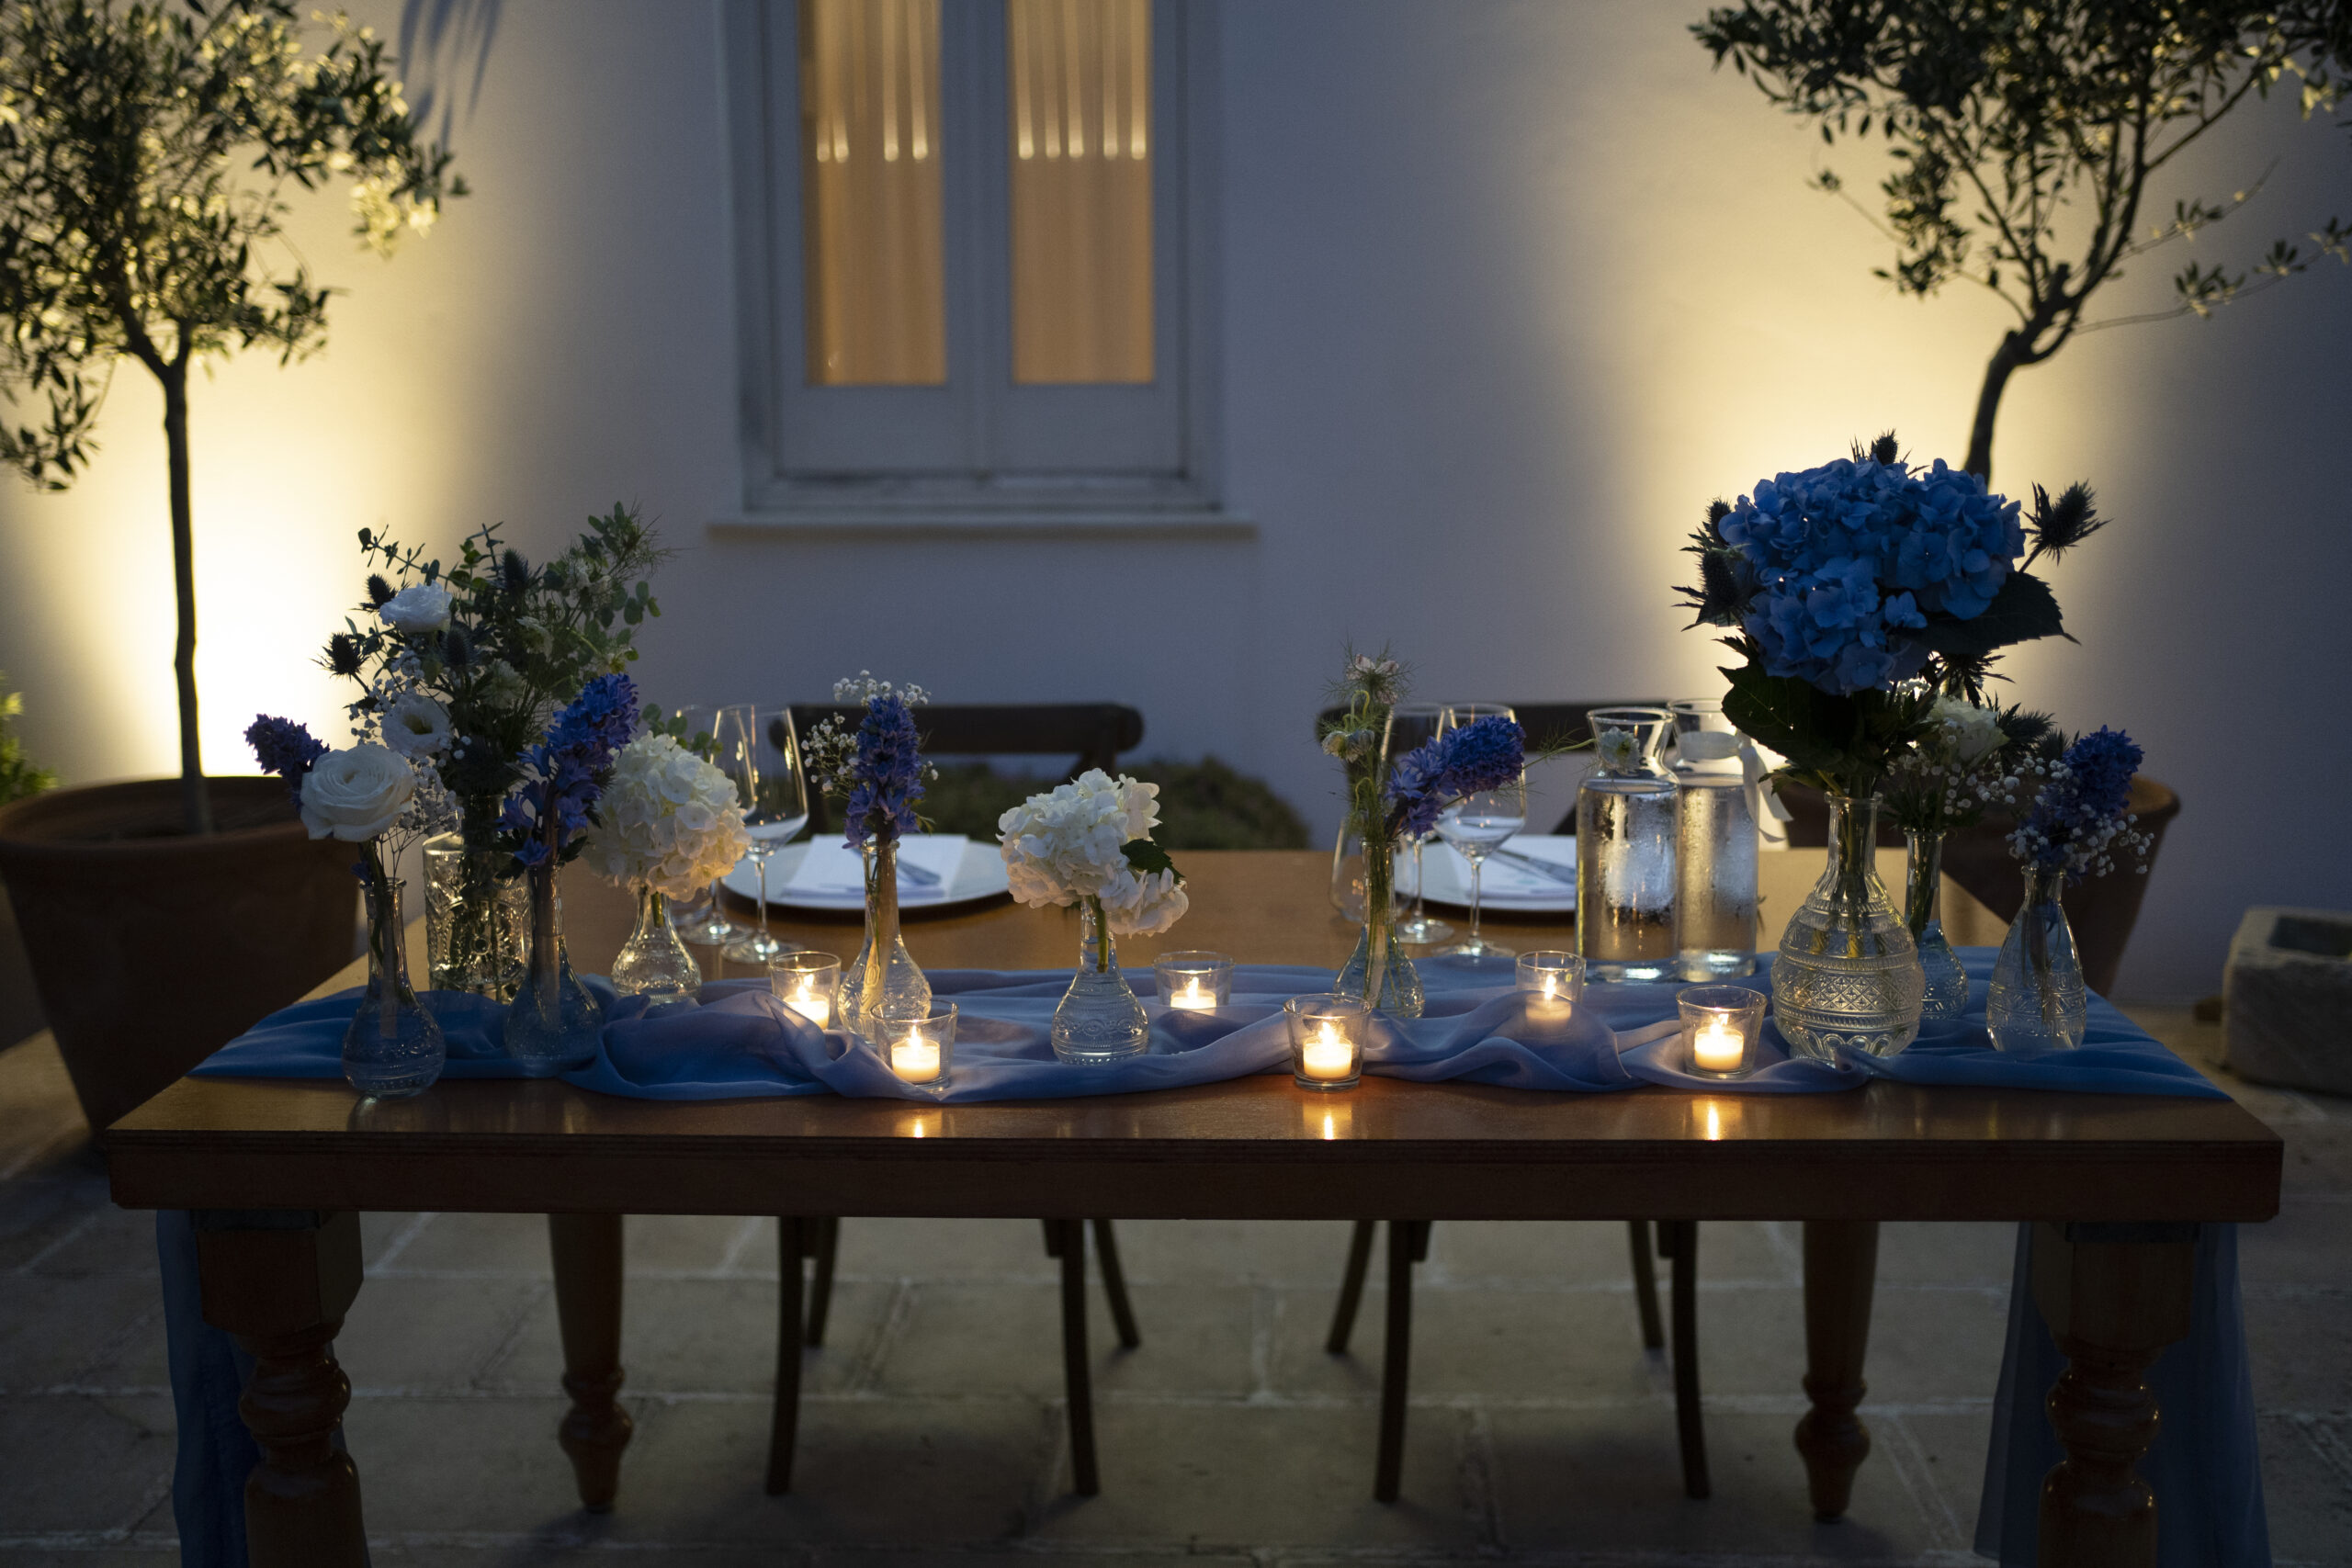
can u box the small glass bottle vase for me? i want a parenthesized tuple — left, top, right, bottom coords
(503, 857, 606, 1076)
(344, 871, 447, 1099)
(611, 885, 702, 1012)
(1335, 830, 1425, 1018)
(1902, 829, 1971, 1027)
(838, 837, 930, 1041)
(1985, 865, 2087, 1055)
(1053, 896, 1151, 1064)
(1577, 708, 1679, 981)
(1773, 794, 1924, 1059)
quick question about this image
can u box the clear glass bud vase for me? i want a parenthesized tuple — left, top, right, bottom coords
(1773, 794, 1924, 1059)
(839, 838, 929, 1040)
(1052, 895, 1151, 1064)
(1986, 865, 2087, 1055)
(1902, 829, 1971, 1026)
(1335, 832, 1424, 1017)
(344, 866, 447, 1099)
(610, 885, 702, 1011)
(503, 855, 605, 1076)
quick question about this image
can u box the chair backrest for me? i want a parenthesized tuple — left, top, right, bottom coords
(789, 703, 1146, 833)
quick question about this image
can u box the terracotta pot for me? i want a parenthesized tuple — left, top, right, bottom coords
(0, 777, 357, 1133)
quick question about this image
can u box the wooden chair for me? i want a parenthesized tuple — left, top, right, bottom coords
(1315, 700, 1707, 1500)
(767, 702, 1150, 1496)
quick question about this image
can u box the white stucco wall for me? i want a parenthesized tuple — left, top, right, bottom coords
(1, 1, 2345, 1002)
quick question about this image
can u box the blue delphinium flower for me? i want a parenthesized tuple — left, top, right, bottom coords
(1718, 455, 2025, 695)
(1384, 715, 1525, 839)
(246, 715, 327, 807)
(503, 672, 639, 867)
(2013, 728, 2144, 878)
(842, 693, 926, 849)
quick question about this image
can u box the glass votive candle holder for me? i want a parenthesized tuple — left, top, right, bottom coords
(877, 1001, 957, 1095)
(1155, 951, 1235, 1012)
(1678, 985, 1767, 1080)
(768, 952, 842, 1028)
(1285, 993, 1372, 1091)
(1515, 951, 1586, 1014)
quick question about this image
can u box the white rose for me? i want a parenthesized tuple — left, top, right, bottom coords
(1931, 697, 2005, 763)
(379, 581, 454, 635)
(300, 743, 417, 841)
(381, 692, 452, 759)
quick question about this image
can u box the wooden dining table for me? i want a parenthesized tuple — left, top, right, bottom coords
(106, 848, 2281, 1568)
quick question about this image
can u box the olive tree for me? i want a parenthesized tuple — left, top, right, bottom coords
(0, 0, 462, 831)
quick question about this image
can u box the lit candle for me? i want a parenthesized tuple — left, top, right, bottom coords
(784, 981, 829, 1025)
(1300, 1019, 1356, 1082)
(891, 1028, 942, 1083)
(1170, 976, 1216, 1010)
(1692, 1017, 1744, 1074)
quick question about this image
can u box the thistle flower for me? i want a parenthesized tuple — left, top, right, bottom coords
(500, 547, 530, 597)
(2024, 481, 2108, 568)
(365, 572, 394, 606)
(325, 632, 364, 678)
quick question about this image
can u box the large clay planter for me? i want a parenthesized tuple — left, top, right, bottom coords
(0, 776, 357, 1133)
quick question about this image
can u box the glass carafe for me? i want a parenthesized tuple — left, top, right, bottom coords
(1676, 773, 1758, 979)
(1773, 795, 1923, 1059)
(1576, 707, 1679, 981)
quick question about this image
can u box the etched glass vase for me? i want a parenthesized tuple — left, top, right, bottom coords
(1052, 896, 1151, 1063)
(838, 837, 930, 1041)
(1773, 794, 1923, 1059)
(1902, 829, 1971, 1027)
(423, 827, 529, 1000)
(1576, 707, 1679, 981)
(1986, 865, 2087, 1055)
(343, 871, 446, 1099)
(610, 885, 702, 1011)
(1334, 829, 1424, 1017)
(503, 856, 606, 1076)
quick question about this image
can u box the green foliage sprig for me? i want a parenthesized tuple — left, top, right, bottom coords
(0, 675, 56, 806)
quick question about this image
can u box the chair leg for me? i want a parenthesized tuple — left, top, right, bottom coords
(1051, 1218, 1101, 1495)
(766, 1217, 808, 1495)
(1664, 1220, 1711, 1500)
(1374, 1220, 1424, 1503)
(1627, 1220, 1665, 1350)
(1327, 1219, 1377, 1354)
(804, 1215, 840, 1348)
(1091, 1218, 1141, 1348)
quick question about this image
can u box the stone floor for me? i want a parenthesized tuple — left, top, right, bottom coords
(1, 1010, 2347, 1567)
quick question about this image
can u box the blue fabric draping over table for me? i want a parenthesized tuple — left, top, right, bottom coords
(193, 949, 2226, 1102)
(164, 947, 2253, 1568)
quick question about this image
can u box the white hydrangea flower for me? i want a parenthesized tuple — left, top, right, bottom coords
(997, 769, 1184, 935)
(582, 734, 753, 900)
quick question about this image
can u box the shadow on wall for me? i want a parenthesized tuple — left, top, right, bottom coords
(400, 0, 504, 145)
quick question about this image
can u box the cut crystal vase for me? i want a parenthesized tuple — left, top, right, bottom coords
(1772, 793, 1923, 1059)
(610, 884, 702, 1011)
(1051, 896, 1151, 1064)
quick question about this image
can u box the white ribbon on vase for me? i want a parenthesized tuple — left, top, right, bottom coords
(1677, 729, 1794, 846)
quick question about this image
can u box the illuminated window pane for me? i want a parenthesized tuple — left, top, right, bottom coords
(1007, 0, 1153, 384)
(801, 0, 945, 385)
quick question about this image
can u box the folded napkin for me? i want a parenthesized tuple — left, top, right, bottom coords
(783, 834, 970, 902)
(1437, 838, 1577, 902)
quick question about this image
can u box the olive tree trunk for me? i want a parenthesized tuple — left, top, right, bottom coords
(1962, 333, 2029, 483)
(163, 365, 212, 836)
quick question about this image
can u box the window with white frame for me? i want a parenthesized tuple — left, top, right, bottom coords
(724, 0, 1221, 522)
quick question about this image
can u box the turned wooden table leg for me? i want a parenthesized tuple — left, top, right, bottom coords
(1795, 1218, 1879, 1520)
(194, 1210, 368, 1568)
(548, 1213, 634, 1511)
(2031, 1222, 2197, 1568)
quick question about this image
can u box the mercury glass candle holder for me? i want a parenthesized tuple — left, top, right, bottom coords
(1285, 993, 1371, 1091)
(769, 951, 842, 1028)
(1679, 985, 1768, 1080)
(1155, 951, 1235, 1012)
(1515, 951, 1586, 1014)
(878, 1000, 957, 1095)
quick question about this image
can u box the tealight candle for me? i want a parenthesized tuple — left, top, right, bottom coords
(1155, 952, 1236, 1013)
(767, 953, 842, 1029)
(876, 1001, 958, 1095)
(1515, 952, 1585, 1018)
(891, 1028, 943, 1083)
(1284, 993, 1370, 1091)
(1678, 985, 1766, 1081)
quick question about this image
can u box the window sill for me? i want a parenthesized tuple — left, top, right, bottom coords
(710, 503, 1256, 542)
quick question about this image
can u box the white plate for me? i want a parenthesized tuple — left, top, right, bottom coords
(722, 834, 1012, 913)
(1416, 834, 1577, 914)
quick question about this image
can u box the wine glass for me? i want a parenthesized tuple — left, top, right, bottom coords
(1432, 702, 1527, 962)
(672, 705, 736, 947)
(718, 705, 812, 965)
(1383, 702, 1453, 945)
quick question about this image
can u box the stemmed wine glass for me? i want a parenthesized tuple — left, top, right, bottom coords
(1433, 702, 1527, 962)
(717, 705, 812, 965)
(1384, 702, 1453, 945)
(672, 705, 737, 947)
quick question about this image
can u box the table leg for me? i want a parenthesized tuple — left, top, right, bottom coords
(1052, 1218, 1101, 1495)
(193, 1210, 367, 1568)
(548, 1213, 633, 1511)
(2030, 1221, 2197, 1568)
(1795, 1218, 1878, 1520)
